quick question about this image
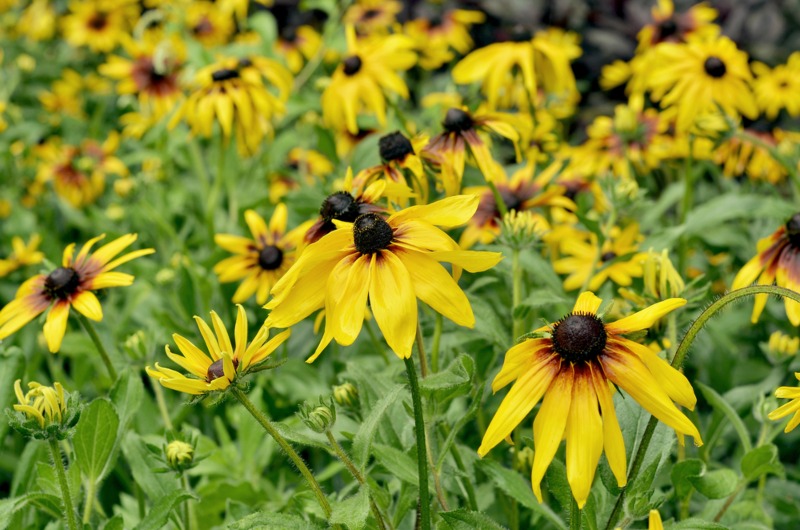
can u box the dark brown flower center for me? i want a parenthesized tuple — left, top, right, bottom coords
(258, 245, 283, 270)
(88, 12, 108, 30)
(601, 251, 617, 262)
(320, 191, 361, 222)
(379, 132, 414, 162)
(353, 213, 393, 254)
(552, 313, 607, 363)
(657, 18, 678, 39)
(44, 267, 81, 300)
(703, 57, 726, 78)
(237, 57, 253, 68)
(786, 213, 800, 247)
(343, 55, 362, 76)
(443, 108, 474, 133)
(211, 68, 240, 82)
(206, 357, 239, 382)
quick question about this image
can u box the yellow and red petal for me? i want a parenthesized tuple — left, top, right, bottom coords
(590, 365, 627, 487)
(492, 340, 553, 392)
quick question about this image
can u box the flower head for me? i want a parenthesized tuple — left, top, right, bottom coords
(146, 305, 291, 396)
(479, 292, 701, 508)
(61, 0, 139, 53)
(10, 379, 81, 440)
(0, 234, 154, 352)
(0, 234, 44, 277)
(265, 195, 503, 361)
(768, 372, 800, 433)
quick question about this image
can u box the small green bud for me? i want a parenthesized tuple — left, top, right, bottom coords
(165, 440, 195, 472)
(299, 397, 337, 433)
(333, 382, 359, 409)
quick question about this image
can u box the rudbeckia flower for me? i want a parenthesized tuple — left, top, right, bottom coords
(353, 131, 429, 204)
(276, 25, 322, 74)
(0, 234, 154, 352)
(768, 372, 800, 433)
(636, 0, 718, 51)
(751, 53, 800, 120)
(422, 107, 520, 196)
(732, 213, 800, 325)
(61, 0, 139, 53)
(713, 131, 788, 184)
(321, 25, 416, 135)
(479, 292, 701, 508)
(214, 205, 312, 305)
(343, 0, 403, 35)
(186, 1, 235, 47)
(648, 35, 757, 132)
(146, 305, 290, 395)
(0, 234, 44, 277)
(404, 9, 485, 70)
(265, 195, 503, 361)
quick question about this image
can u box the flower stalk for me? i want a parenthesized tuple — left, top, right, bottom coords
(77, 314, 117, 381)
(49, 437, 79, 530)
(404, 356, 431, 530)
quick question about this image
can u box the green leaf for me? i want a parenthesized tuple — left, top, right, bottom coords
(741, 444, 783, 482)
(688, 468, 738, 499)
(101, 515, 125, 530)
(697, 382, 752, 453)
(110, 369, 144, 428)
(671, 459, 705, 500)
(513, 289, 570, 320)
(372, 443, 418, 486)
(351, 384, 404, 471)
(134, 490, 195, 530)
(0, 347, 24, 441)
(225, 511, 323, 529)
(0, 498, 16, 530)
(122, 432, 178, 500)
(74, 398, 120, 484)
(670, 519, 728, 529)
(419, 354, 474, 400)
(438, 510, 507, 530)
(329, 485, 370, 529)
(248, 12, 277, 47)
(477, 459, 566, 530)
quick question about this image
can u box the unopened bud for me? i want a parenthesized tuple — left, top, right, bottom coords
(299, 398, 336, 433)
(333, 382, 358, 408)
(165, 440, 195, 471)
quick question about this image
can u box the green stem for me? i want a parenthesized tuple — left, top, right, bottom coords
(431, 314, 443, 373)
(152, 382, 174, 432)
(714, 479, 746, 522)
(404, 356, 431, 530)
(182, 474, 197, 530)
(231, 387, 332, 518)
(416, 321, 428, 378)
(511, 248, 524, 342)
(82, 479, 95, 524)
(604, 285, 800, 530)
(570, 495, 581, 530)
(487, 181, 509, 218)
(77, 314, 117, 381)
(324, 431, 387, 530)
(678, 139, 694, 275)
(48, 438, 79, 530)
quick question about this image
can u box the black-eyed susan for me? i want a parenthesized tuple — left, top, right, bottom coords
(321, 25, 416, 135)
(61, 0, 139, 53)
(553, 223, 646, 292)
(752, 53, 800, 120)
(343, 0, 403, 36)
(186, 1, 234, 47)
(768, 372, 800, 433)
(713, 131, 788, 184)
(732, 213, 800, 326)
(265, 195, 503, 361)
(404, 9, 485, 70)
(0, 235, 44, 277)
(479, 291, 701, 508)
(276, 24, 323, 74)
(18, 0, 57, 42)
(99, 36, 185, 119)
(636, 0, 718, 51)
(353, 131, 429, 204)
(168, 56, 291, 155)
(146, 305, 290, 395)
(0, 234, 154, 352)
(648, 35, 757, 132)
(422, 107, 521, 196)
(39, 70, 84, 121)
(214, 205, 312, 305)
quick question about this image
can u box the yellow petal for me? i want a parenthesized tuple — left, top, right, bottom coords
(565, 369, 604, 508)
(44, 302, 70, 353)
(531, 366, 573, 502)
(389, 194, 479, 228)
(330, 255, 370, 345)
(245, 209, 270, 242)
(210, 311, 234, 357)
(233, 305, 248, 360)
(71, 291, 103, 321)
(590, 366, 627, 487)
(369, 251, 416, 359)
(573, 291, 602, 315)
(491, 340, 552, 392)
(605, 298, 687, 335)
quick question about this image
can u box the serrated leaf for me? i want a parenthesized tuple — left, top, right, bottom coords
(671, 459, 705, 500)
(689, 469, 738, 499)
(697, 382, 752, 453)
(225, 511, 323, 529)
(419, 354, 473, 399)
(0, 498, 16, 530)
(439, 509, 507, 530)
(329, 485, 370, 529)
(74, 398, 120, 484)
(352, 384, 404, 471)
(101, 515, 125, 530)
(372, 443, 418, 486)
(134, 490, 195, 530)
(122, 433, 178, 500)
(741, 444, 783, 482)
(478, 459, 566, 529)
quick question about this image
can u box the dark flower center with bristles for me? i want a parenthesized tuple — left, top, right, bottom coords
(320, 191, 361, 222)
(211, 68, 240, 82)
(281, 25, 298, 42)
(703, 57, 726, 78)
(498, 187, 522, 212)
(786, 213, 800, 247)
(238, 57, 253, 68)
(443, 108, 474, 132)
(551, 313, 607, 363)
(44, 267, 81, 300)
(258, 245, 284, 270)
(88, 11, 108, 30)
(206, 357, 239, 382)
(343, 56, 363, 76)
(658, 18, 678, 39)
(379, 132, 414, 162)
(363, 8, 381, 20)
(353, 213, 393, 254)
(601, 251, 617, 262)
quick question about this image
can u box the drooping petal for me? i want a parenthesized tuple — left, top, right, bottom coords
(369, 251, 416, 359)
(589, 365, 627, 487)
(44, 302, 70, 353)
(531, 366, 574, 502)
(565, 368, 604, 508)
(605, 298, 686, 335)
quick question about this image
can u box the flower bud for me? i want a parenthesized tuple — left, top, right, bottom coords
(299, 398, 337, 433)
(165, 440, 195, 472)
(643, 249, 684, 300)
(333, 382, 359, 409)
(768, 331, 799, 360)
(8, 379, 80, 440)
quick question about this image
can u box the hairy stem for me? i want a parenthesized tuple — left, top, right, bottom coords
(77, 314, 117, 381)
(49, 438, 79, 530)
(404, 356, 431, 530)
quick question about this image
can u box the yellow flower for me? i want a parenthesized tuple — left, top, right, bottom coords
(0, 234, 45, 277)
(168, 56, 292, 155)
(752, 54, 800, 120)
(61, 0, 139, 53)
(768, 331, 799, 359)
(343, 0, 403, 35)
(422, 107, 521, 196)
(353, 131, 428, 205)
(18, 0, 57, 42)
(265, 195, 503, 361)
(321, 25, 416, 135)
(648, 35, 757, 132)
(39, 69, 84, 120)
(479, 292, 701, 508)
(732, 213, 800, 325)
(713, 131, 788, 184)
(636, 0, 718, 51)
(0, 234, 154, 352)
(214, 205, 312, 305)
(768, 372, 800, 433)
(276, 25, 322, 73)
(404, 9, 485, 70)
(185, 1, 234, 47)
(13, 379, 67, 428)
(146, 305, 291, 395)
